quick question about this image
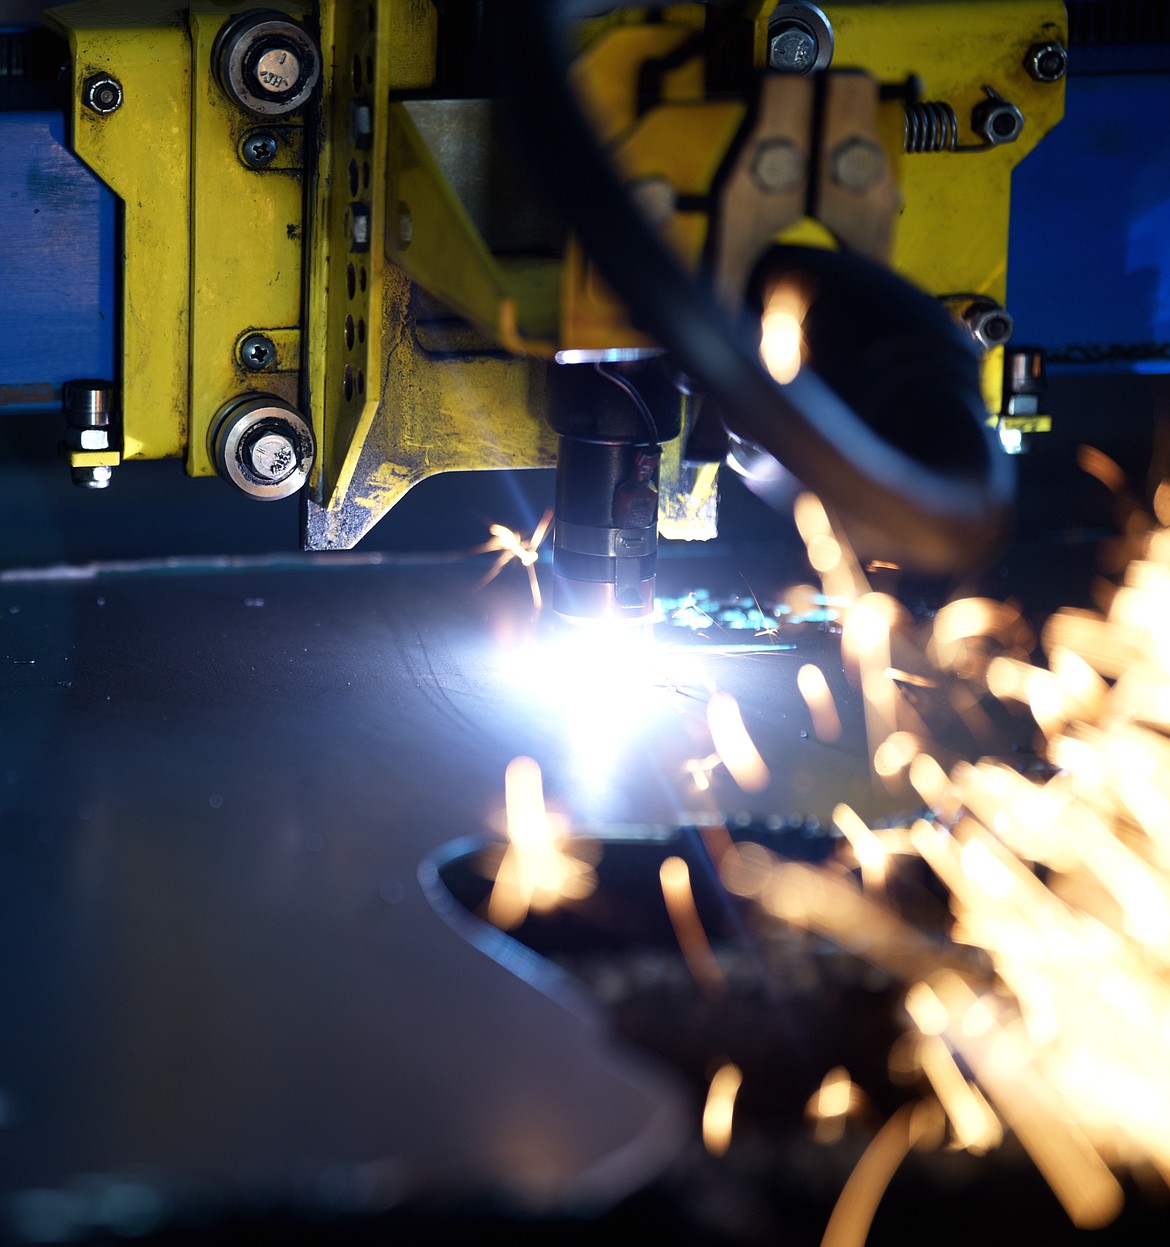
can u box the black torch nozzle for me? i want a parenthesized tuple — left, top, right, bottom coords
(547, 360, 681, 625)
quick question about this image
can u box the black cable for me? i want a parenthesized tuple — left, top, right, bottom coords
(493, 2, 1015, 576)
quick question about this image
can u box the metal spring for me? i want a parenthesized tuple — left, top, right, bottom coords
(903, 101, 958, 153)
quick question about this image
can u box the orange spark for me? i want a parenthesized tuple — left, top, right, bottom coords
(473, 509, 553, 609)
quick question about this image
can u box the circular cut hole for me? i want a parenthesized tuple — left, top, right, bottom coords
(343, 365, 354, 401)
(352, 53, 362, 91)
(359, 266, 367, 292)
(357, 369, 365, 395)
(346, 262, 355, 299)
(357, 318, 366, 344)
(344, 314, 355, 349)
(362, 160, 370, 190)
(348, 158, 359, 196)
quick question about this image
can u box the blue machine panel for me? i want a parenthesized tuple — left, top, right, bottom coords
(1008, 73, 1170, 374)
(0, 110, 117, 412)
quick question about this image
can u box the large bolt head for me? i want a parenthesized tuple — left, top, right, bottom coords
(751, 139, 806, 193)
(769, 24, 817, 72)
(254, 47, 301, 93)
(831, 138, 886, 193)
(245, 431, 297, 482)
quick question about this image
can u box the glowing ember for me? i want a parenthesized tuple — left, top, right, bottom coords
(706, 691, 770, 793)
(487, 757, 597, 929)
(797, 663, 842, 742)
(805, 1066, 868, 1144)
(473, 509, 553, 609)
(759, 282, 807, 385)
(659, 855, 725, 995)
(719, 504, 1170, 1233)
(702, 1062, 743, 1157)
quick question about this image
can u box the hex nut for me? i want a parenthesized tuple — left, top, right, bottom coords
(831, 138, 886, 193)
(973, 98, 1024, 145)
(767, 3, 834, 74)
(629, 176, 677, 227)
(769, 24, 817, 73)
(751, 139, 806, 193)
(964, 303, 1015, 350)
(1025, 41, 1068, 83)
(83, 74, 123, 115)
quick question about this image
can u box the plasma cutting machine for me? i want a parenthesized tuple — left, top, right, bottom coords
(5, 1, 1067, 616)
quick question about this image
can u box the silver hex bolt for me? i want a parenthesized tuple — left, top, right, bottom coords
(767, 4, 834, 74)
(254, 46, 301, 94)
(1025, 41, 1068, 82)
(245, 430, 297, 482)
(973, 93, 1025, 145)
(769, 24, 817, 72)
(964, 301, 1015, 350)
(751, 139, 806, 193)
(831, 138, 886, 194)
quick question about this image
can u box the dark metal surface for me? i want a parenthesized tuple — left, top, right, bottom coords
(0, 559, 712, 1239)
(0, 530, 999, 1240)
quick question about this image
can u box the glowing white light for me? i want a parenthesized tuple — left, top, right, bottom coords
(999, 426, 1025, 455)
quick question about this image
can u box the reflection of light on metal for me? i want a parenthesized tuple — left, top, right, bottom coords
(759, 284, 807, 385)
(473, 509, 553, 609)
(805, 1066, 867, 1144)
(797, 663, 841, 742)
(487, 757, 598, 930)
(659, 855, 725, 995)
(706, 691, 770, 793)
(702, 1062, 743, 1157)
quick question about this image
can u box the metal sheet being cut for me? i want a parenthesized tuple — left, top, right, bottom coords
(0, 547, 1025, 1241)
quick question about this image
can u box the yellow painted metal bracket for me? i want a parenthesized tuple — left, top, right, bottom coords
(186, 3, 308, 477)
(44, 0, 192, 463)
(305, 0, 556, 548)
(45, 1, 312, 475)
